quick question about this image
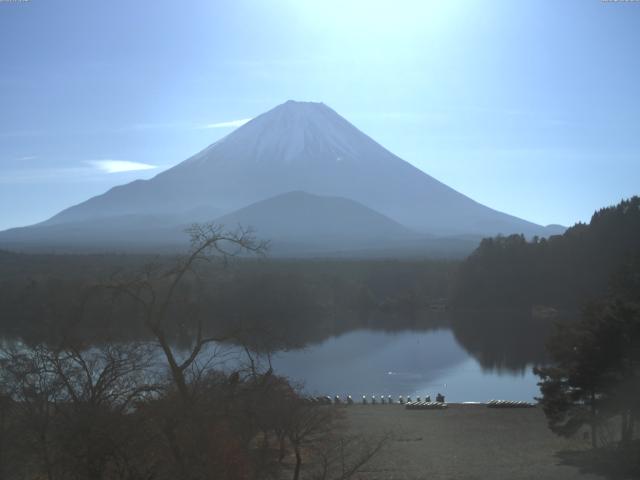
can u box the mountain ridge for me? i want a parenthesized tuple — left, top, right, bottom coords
(1, 100, 565, 255)
(42, 100, 548, 236)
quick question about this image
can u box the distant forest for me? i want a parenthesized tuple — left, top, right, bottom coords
(453, 196, 640, 309)
(0, 253, 454, 347)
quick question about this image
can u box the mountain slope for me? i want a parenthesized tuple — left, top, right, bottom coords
(39, 100, 550, 237)
(215, 191, 418, 252)
(0, 214, 188, 252)
(0, 191, 425, 255)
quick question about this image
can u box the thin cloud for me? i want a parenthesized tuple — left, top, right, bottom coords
(88, 160, 158, 174)
(203, 118, 252, 129)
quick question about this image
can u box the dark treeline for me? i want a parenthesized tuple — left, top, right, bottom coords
(453, 197, 640, 309)
(449, 197, 640, 371)
(0, 249, 455, 348)
(533, 239, 640, 472)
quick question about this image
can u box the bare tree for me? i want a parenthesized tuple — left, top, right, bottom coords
(287, 402, 337, 480)
(0, 341, 157, 480)
(0, 344, 62, 480)
(310, 433, 388, 480)
(95, 224, 269, 480)
(276, 399, 388, 480)
(106, 223, 267, 403)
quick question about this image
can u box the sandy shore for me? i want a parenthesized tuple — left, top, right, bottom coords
(345, 404, 601, 480)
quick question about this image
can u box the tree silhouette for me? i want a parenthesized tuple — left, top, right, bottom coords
(535, 299, 640, 448)
(106, 223, 268, 403)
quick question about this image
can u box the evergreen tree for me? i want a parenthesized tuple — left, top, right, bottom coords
(535, 299, 640, 447)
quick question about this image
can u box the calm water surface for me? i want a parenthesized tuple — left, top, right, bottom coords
(267, 329, 540, 402)
(2, 327, 541, 402)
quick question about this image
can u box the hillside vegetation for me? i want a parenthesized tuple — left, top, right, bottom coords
(453, 197, 640, 309)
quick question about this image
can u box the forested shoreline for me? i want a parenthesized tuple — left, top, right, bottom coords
(453, 196, 640, 310)
(0, 252, 455, 346)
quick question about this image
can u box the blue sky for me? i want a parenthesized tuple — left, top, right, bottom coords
(1, 0, 639, 230)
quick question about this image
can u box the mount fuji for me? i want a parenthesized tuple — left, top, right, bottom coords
(0, 100, 563, 255)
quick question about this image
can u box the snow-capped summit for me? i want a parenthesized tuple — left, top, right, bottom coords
(183, 100, 390, 167)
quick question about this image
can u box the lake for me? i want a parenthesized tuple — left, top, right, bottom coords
(251, 328, 541, 402)
(2, 308, 549, 403)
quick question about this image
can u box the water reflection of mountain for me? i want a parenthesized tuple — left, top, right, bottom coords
(257, 308, 553, 374)
(255, 310, 552, 402)
(270, 329, 471, 396)
(269, 308, 555, 373)
(284, 309, 558, 374)
(0, 307, 553, 374)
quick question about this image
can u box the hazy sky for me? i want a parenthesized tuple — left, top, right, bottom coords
(1, 0, 639, 230)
